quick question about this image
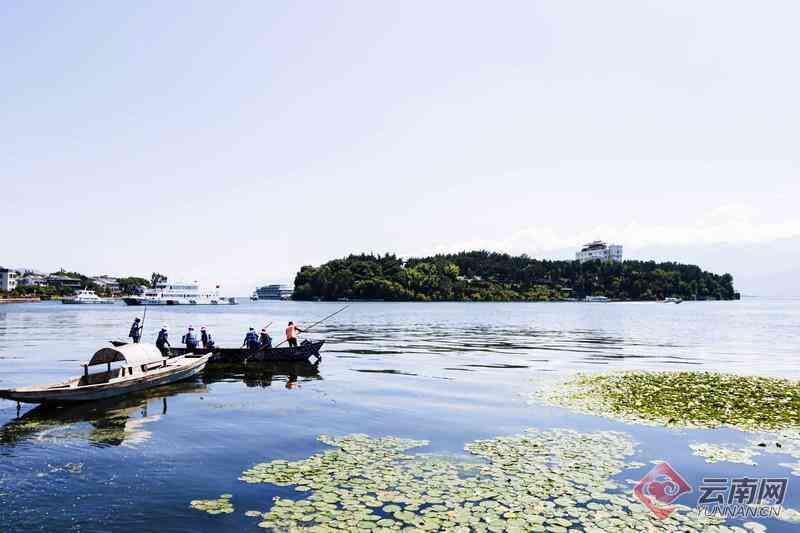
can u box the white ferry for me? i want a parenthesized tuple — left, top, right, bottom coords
(62, 289, 115, 305)
(123, 280, 236, 306)
(253, 284, 293, 300)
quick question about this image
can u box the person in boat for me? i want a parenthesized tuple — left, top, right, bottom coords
(285, 321, 304, 347)
(259, 328, 272, 349)
(182, 325, 199, 352)
(156, 325, 171, 356)
(129, 317, 142, 344)
(201, 326, 213, 349)
(242, 327, 259, 351)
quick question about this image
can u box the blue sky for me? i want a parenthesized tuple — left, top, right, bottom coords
(2, 1, 798, 295)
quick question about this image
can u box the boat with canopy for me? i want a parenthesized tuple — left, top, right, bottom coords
(0, 344, 211, 404)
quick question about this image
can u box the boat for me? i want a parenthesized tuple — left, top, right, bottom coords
(253, 284, 293, 300)
(663, 297, 683, 304)
(123, 279, 236, 306)
(0, 344, 211, 404)
(110, 339, 324, 364)
(62, 289, 115, 305)
(584, 295, 609, 302)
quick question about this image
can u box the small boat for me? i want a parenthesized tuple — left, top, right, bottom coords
(62, 289, 115, 305)
(110, 340, 325, 364)
(663, 297, 683, 304)
(0, 344, 211, 404)
(584, 295, 609, 302)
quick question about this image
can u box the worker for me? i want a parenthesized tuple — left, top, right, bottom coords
(259, 328, 272, 349)
(242, 327, 259, 351)
(156, 325, 171, 356)
(285, 321, 304, 347)
(182, 325, 199, 352)
(201, 326, 212, 348)
(129, 317, 142, 344)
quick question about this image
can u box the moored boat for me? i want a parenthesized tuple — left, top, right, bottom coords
(663, 297, 683, 304)
(0, 344, 211, 404)
(62, 289, 115, 304)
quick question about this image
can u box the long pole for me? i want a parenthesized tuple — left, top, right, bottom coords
(141, 306, 147, 341)
(272, 304, 350, 348)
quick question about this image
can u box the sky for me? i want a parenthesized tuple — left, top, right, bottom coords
(2, 1, 798, 295)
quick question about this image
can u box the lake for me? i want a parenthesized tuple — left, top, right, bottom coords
(1, 299, 798, 531)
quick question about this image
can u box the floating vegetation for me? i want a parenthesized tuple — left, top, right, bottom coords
(190, 494, 234, 514)
(239, 431, 727, 531)
(689, 443, 760, 465)
(532, 371, 800, 431)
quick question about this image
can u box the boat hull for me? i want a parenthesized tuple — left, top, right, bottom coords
(111, 340, 324, 364)
(0, 355, 210, 404)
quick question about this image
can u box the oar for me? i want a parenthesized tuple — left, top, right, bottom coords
(272, 305, 350, 349)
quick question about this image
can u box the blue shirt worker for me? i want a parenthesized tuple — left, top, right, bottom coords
(156, 325, 171, 356)
(182, 326, 199, 351)
(242, 327, 259, 350)
(259, 328, 272, 349)
(129, 318, 142, 343)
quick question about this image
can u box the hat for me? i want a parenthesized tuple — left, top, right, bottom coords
(189, 326, 194, 330)
(201, 326, 206, 331)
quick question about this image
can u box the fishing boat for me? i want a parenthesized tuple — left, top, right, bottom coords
(0, 344, 211, 404)
(110, 340, 324, 364)
(62, 289, 115, 304)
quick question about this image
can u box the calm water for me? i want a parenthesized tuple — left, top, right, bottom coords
(1, 299, 799, 531)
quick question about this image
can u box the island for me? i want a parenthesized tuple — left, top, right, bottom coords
(292, 251, 737, 302)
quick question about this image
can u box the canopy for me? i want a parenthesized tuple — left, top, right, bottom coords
(88, 344, 163, 367)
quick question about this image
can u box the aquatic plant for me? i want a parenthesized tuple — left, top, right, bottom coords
(689, 443, 760, 465)
(532, 371, 800, 431)
(238, 430, 727, 531)
(190, 494, 234, 514)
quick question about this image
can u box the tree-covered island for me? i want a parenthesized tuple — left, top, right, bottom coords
(293, 251, 736, 302)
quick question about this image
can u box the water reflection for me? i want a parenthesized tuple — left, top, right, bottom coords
(0, 361, 322, 448)
(202, 360, 321, 388)
(0, 380, 207, 448)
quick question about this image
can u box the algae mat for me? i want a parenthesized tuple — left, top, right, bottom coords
(531, 371, 800, 432)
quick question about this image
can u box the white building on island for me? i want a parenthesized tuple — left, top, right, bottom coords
(1, 268, 18, 292)
(576, 241, 623, 263)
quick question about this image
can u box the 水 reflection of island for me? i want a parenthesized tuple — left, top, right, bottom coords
(0, 380, 207, 448)
(202, 360, 322, 389)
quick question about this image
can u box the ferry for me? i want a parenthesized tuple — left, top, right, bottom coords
(62, 289, 115, 305)
(253, 284, 293, 300)
(123, 280, 236, 306)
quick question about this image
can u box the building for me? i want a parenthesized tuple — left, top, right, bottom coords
(19, 274, 48, 287)
(92, 276, 120, 292)
(47, 274, 82, 290)
(254, 284, 293, 300)
(576, 241, 623, 263)
(1, 269, 18, 292)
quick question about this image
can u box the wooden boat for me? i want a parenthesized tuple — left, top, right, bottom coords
(110, 339, 324, 364)
(0, 344, 211, 404)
